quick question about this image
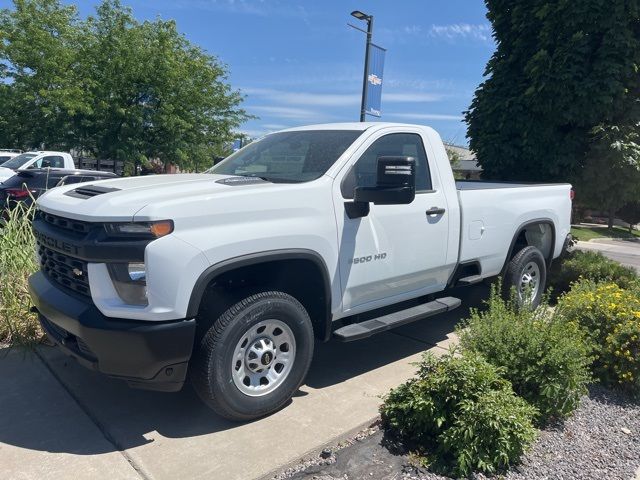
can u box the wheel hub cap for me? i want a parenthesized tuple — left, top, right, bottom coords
(519, 261, 541, 303)
(232, 319, 296, 397)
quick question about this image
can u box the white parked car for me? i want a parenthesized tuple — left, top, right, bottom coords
(0, 150, 21, 166)
(0, 151, 75, 183)
(29, 123, 572, 420)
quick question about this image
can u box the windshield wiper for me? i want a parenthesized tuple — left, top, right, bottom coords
(236, 174, 302, 184)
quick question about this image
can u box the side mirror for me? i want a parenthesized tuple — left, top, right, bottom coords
(354, 156, 416, 205)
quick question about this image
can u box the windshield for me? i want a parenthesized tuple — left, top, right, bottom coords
(208, 130, 363, 183)
(1, 153, 37, 170)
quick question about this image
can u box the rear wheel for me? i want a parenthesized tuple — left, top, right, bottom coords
(503, 246, 547, 309)
(191, 291, 314, 421)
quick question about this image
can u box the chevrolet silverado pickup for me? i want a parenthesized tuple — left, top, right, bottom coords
(0, 151, 75, 183)
(29, 123, 572, 421)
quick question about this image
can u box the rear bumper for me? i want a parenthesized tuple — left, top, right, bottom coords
(29, 271, 196, 392)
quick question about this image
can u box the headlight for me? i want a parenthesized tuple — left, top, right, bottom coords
(107, 262, 148, 305)
(104, 220, 174, 239)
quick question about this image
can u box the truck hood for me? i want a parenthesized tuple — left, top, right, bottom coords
(36, 173, 294, 221)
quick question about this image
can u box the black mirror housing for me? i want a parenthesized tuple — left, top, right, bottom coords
(354, 156, 416, 205)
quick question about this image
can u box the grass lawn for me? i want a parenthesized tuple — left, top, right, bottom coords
(571, 225, 640, 241)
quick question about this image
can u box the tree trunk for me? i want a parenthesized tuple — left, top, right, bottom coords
(608, 207, 615, 230)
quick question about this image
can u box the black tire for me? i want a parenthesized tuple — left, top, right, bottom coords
(191, 291, 314, 421)
(502, 246, 547, 309)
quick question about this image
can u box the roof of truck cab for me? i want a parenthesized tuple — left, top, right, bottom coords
(23, 151, 69, 155)
(281, 122, 430, 132)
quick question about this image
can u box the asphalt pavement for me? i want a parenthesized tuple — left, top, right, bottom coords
(576, 239, 640, 272)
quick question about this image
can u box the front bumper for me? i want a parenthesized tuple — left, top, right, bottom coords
(29, 271, 196, 392)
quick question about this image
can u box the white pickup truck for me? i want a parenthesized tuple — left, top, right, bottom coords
(0, 151, 75, 183)
(29, 123, 572, 420)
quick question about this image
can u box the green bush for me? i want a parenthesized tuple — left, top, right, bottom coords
(458, 286, 592, 424)
(380, 351, 537, 477)
(0, 203, 40, 346)
(558, 280, 640, 392)
(548, 250, 638, 295)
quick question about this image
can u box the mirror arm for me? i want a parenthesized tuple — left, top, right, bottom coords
(344, 201, 370, 219)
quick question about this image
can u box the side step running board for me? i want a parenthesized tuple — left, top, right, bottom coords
(333, 297, 461, 342)
(456, 274, 483, 286)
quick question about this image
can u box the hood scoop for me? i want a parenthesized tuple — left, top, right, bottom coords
(65, 185, 121, 199)
(215, 176, 268, 186)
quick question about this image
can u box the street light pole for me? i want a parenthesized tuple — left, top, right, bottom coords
(351, 11, 373, 122)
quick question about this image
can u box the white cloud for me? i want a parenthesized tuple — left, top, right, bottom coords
(164, 0, 309, 20)
(243, 87, 360, 107)
(429, 23, 492, 43)
(384, 92, 443, 103)
(239, 128, 272, 138)
(242, 87, 443, 106)
(403, 25, 422, 35)
(249, 105, 321, 121)
(387, 113, 464, 122)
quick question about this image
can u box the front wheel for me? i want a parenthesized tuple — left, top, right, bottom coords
(191, 291, 314, 421)
(502, 246, 547, 309)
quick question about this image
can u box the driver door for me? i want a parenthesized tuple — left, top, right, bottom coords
(334, 130, 452, 314)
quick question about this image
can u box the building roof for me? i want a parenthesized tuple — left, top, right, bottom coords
(444, 143, 482, 172)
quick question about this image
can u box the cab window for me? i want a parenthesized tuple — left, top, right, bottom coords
(342, 133, 432, 199)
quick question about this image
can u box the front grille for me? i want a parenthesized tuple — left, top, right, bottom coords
(37, 243, 91, 296)
(40, 211, 91, 234)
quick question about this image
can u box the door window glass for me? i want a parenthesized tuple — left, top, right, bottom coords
(342, 133, 432, 198)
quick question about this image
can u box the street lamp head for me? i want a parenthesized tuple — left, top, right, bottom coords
(351, 10, 370, 21)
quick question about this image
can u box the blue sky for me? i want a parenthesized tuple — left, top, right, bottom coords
(3, 0, 495, 145)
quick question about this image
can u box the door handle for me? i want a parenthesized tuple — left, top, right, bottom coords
(425, 207, 446, 216)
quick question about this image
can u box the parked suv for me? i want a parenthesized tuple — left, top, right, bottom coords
(0, 150, 21, 166)
(1, 168, 118, 210)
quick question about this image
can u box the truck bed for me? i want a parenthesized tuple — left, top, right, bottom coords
(456, 180, 564, 190)
(456, 181, 572, 278)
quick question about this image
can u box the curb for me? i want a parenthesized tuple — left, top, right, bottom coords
(259, 417, 380, 480)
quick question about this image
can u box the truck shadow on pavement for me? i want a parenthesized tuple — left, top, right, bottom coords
(0, 285, 489, 457)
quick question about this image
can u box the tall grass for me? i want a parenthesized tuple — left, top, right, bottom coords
(0, 202, 41, 347)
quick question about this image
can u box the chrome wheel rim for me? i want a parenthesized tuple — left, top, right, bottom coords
(231, 319, 296, 397)
(518, 261, 541, 303)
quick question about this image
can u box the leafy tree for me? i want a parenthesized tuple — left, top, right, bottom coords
(466, 0, 640, 183)
(0, 0, 87, 149)
(0, 0, 248, 172)
(445, 146, 461, 169)
(578, 123, 640, 228)
(618, 202, 640, 233)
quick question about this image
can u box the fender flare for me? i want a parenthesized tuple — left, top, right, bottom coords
(186, 249, 333, 340)
(501, 218, 556, 274)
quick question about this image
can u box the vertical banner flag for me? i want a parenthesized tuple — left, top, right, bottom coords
(365, 44, 386, 117)
(232, 139, 242, 152)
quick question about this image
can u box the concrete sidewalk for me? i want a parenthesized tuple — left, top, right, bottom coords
(0, 285, 486, 480)
(576, 239, 640, 272)
(0, 348, 139, 480)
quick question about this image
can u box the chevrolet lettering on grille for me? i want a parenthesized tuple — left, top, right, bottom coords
(33, 231, 81, 255)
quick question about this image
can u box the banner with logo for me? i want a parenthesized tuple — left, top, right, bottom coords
(365, 44, 386, 117)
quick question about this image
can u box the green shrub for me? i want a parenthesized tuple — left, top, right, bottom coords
(380, 351, 537, 477)
(458, 286, 592, 424)
(548, 250, 637, 295)
(0, 203, 40, 346)
(558, 280, 640, 392)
